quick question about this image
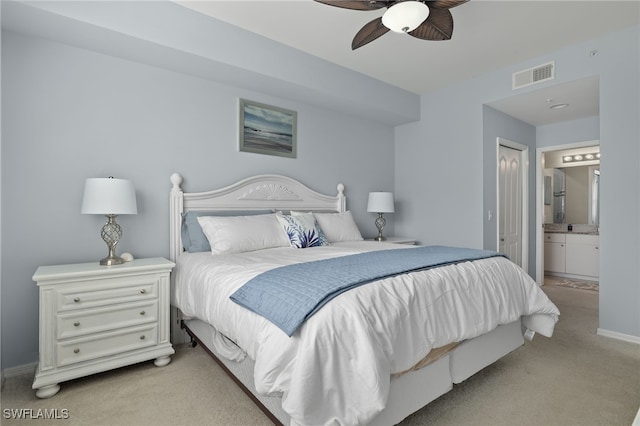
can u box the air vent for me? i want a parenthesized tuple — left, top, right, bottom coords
(512, 61, 555, 90)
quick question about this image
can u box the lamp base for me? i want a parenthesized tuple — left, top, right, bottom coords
(99, 214, 124, 266)
(100, 255, 124, 266)
(374, 213, 387, 242)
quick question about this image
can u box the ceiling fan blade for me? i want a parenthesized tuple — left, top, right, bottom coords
(352, 17, 390, 50)
(408, 8, 454, 40)
(313, 0, 390, 11)
(427, 0, 469, 10)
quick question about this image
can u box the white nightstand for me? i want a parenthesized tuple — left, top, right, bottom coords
(32, 257, 175, 398)
(367, 237, 417, 245)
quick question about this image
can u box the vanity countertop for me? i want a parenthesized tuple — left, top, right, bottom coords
(544, 230, 599, 235)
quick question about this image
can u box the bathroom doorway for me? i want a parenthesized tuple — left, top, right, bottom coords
(536, 141, 600, 287)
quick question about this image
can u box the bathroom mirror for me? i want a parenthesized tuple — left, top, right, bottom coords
(546, 165, 599, 225)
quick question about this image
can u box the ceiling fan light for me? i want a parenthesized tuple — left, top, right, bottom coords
(382, 1, 430, 33)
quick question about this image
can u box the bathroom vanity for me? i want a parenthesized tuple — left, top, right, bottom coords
(544, 230, 599, 279)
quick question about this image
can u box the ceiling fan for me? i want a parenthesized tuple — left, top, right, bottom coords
(313, 0, 469, 50)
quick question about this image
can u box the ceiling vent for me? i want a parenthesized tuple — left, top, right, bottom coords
(512, 61, 555, 90)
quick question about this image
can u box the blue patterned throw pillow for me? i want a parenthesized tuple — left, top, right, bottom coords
(276, 214, 329, 248)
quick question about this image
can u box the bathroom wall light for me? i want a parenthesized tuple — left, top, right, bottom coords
(562, 152, 600, 164)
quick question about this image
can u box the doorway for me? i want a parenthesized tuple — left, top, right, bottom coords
(535, 140, 600, 285)
(497, 138, 529, 271)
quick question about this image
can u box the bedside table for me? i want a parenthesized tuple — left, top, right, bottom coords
(367, 237, 417, 245)
(32, 257, 175, 398)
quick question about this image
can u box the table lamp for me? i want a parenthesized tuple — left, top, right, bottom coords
(367, 192, 395, 241)
(81, 177, 137, 265)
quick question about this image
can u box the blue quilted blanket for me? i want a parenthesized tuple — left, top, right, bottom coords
(230, 245, 504, 336)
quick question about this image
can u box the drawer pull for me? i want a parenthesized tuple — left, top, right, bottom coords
(73, 348, 80, 354)
(140, 289, 146, 294)
(74, 321, 80, 327)
(140, 311, 146, 316)
(140, 335, 146, 340)
(74, 297, 80, 303)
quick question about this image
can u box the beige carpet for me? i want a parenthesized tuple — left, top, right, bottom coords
(2, 283, 639, 426)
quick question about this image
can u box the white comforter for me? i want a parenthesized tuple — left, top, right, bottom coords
(173, 242, 559, 426)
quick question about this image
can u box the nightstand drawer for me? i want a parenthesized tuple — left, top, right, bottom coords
(57, 300, 158, 339)
(57, 324, 158, 367)
(57, 277, 158, 311)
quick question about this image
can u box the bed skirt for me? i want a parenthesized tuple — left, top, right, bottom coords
(182, 317, 524, 425)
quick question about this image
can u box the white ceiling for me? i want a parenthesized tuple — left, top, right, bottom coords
(176, 0, 639, 126)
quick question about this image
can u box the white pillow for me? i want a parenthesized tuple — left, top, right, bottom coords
(197, 214, 289, 255)
(310, 211, 364, 242)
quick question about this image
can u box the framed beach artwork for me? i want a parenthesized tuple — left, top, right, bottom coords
(239, 99, 297, 158)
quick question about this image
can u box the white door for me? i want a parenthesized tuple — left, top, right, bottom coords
(499, 144, 523, 266)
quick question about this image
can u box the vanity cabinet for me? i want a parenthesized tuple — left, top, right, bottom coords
(544, 233, 599, 279)
(544, 233, 566, 274)
(565, 234, 599, 278)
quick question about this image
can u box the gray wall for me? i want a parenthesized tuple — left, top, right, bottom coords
(2, 2, 638, 375)
(396, 24, 640, 339)
(537, 116, 600, 147)
(1, 31, 396, 370)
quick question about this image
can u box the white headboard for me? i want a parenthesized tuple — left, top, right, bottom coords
(169, 173, 346, 262)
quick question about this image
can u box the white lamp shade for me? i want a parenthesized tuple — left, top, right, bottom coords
(81, 178, 137, 215)
(367, 192, 395, 213)
(382, 1, 430, 33)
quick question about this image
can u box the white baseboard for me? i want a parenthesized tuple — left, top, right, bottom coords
(2, 362, 37, 381)
(544, 272, 599, 282)
(597, 328, 640, 344)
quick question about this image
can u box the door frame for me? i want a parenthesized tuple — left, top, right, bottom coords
(535, 139, 600, 285)
(496, 137, 529, 272)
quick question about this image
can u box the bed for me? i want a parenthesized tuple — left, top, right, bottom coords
(168, 173, 559, 426)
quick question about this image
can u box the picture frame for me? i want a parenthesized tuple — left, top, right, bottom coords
(239, 99, 297, 158)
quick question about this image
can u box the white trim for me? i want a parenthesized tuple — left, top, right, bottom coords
(2, 362, 37, 380)
(535, 140, 600, 285)
(632, 406, 640, 426)
(597, 328, 640, 345)
(545, 271, 598, 281)
(497, 138, 529, 272)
